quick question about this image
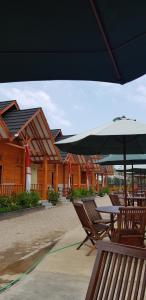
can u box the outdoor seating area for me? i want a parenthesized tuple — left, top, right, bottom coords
(72, 194, 146, 298)
(0, 193, 146, 299)
(2, 2, 146, 298)
(73, 195, 146, 250)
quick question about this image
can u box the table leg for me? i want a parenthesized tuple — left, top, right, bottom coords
(111, 213, 114, 231)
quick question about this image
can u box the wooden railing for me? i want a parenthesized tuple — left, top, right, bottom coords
(0, 184, 24, 196)
(108, 185, 138, 193)
(0, 184, 43, 198)
(31, 184, 43, 198)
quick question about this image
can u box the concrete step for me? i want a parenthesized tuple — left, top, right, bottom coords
(59, 196, 70, 203)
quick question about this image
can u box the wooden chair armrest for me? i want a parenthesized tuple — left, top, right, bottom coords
(93, 219, 107, 224)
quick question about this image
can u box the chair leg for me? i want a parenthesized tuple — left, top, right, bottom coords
(76, 236, 89, 250)
(90, 238, 95, 246)
(108, 230, 111, 239)
(86, 245, 96, 256)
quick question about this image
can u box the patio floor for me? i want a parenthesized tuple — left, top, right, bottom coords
(0, 226, 96, 300)
(0, 195, 116, 299)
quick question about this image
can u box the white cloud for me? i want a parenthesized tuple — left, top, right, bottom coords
(0, 86, 71, 128)
(128, 84, 146, 105)
(73, 104, 83, 111)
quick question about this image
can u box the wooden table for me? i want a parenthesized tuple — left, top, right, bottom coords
(96, 206, 121, 231)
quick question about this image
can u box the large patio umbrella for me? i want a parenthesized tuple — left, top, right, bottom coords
(1, 1, 146, 83)
(56, 116, 146, 205)
(97, 154, 146, 195)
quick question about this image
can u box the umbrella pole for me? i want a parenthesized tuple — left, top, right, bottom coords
(132, 162, 134, 196)
(123, 138, 127, 206)
(140, 169, 142, 193)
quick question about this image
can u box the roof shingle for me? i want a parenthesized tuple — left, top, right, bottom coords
(50, 129, 61, 139)
(0, 100, 16, 111)
(55, 134, 75, 161)
(3, 108, 39, 134)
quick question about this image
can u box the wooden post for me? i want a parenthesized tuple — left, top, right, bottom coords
(42, 157, 48, 199)
(104, 175, 107, 187)
(22, 148, 25, 192)
(92, 172, 95, 191)
(78, 165, 81, 188)
(55, 163, 59, 192)
(63, 164, 65, 191)
(102, 175, 104, 188)
(96, 174, 99, 192)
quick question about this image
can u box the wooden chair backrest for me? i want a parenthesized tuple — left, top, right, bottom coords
(73, 202, 93, 232)
(118, 207, 146, 233)
(82, 198, 102, 222)
(85, 241, 146, 300)
(109, 193, 121, 206)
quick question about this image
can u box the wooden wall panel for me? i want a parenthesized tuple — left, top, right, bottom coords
(37, 164, 45, 185)
(58, 164, 63, 183)
(0, 142, 24, 185)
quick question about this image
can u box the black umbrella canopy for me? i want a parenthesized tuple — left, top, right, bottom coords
(1, 1, 146, 83)
(96, 154, 146, 165)
(56, 117, 146, 155)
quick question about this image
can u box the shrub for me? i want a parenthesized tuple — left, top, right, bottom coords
(98, 189, 105, 197)
(0, 195, 19, 211)
(68, 187, 94, 201)
(0, 191, 40, 213)
(102, 186, 110, 195)
(0, 196, 13, 208)
(29, 191, 40, 206)
(16, 192, 32, 208)
(98, 186, 109, 197)
(48, 189, 59, 206)
(16, 191, 40, 208)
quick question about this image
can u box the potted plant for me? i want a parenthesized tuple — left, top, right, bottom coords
(48, 188, 59, 206)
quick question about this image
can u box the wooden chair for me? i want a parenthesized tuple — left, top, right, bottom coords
(73, 202, 110, 255)
(109, 193, 122, 206)
(85, 240, 146, 300)
(111, 207, 146, 247)
(81, 198, 111, 225)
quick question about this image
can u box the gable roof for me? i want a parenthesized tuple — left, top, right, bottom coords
(0, 103, 60, 161)
(0, 100, 15, 110)
(55, 133, 75, 161)
(51, 129, 62, 139)
(0, 100, 19, 115)
(3, 108, 39, 135)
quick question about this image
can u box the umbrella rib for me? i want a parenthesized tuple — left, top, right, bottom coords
(89, 0, 122, 81)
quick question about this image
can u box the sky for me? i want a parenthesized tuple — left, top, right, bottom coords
(1, 75, 146, 135)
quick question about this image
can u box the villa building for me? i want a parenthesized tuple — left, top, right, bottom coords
(0, 100, 113, 199)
